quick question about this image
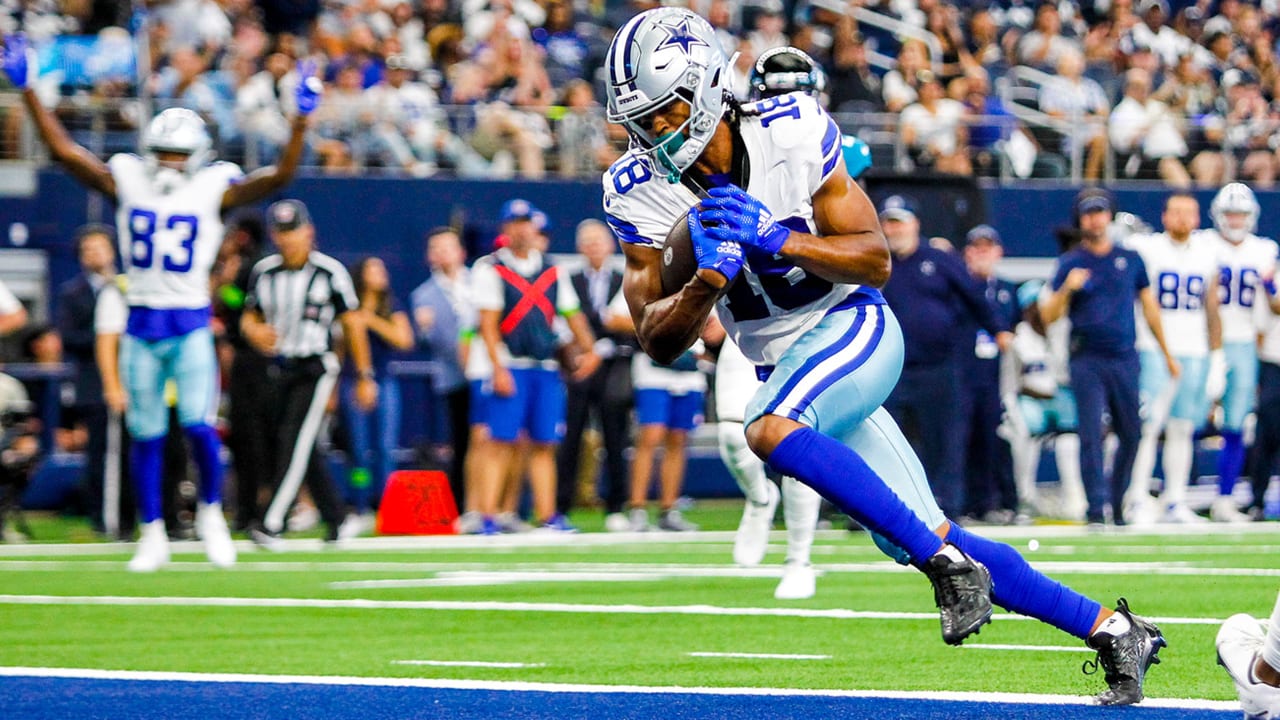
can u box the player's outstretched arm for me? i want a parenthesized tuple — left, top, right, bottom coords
(619, 240, 723, 366)
(3, 35, 115, 197)
(222, 62, 321, 210)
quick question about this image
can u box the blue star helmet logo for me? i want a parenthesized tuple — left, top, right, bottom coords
(658, 18, 708, 54)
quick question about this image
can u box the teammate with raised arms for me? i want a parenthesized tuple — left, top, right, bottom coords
(2, 34, 320, 570)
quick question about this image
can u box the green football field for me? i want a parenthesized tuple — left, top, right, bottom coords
(0, 503, 1273, 707)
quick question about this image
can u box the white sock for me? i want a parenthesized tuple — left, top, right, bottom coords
(1160, 418, 1195, 508)
(1011, 436, 1041, 508)
(1263, 591, 1280, 672)
(936, 543, 965, 562)
(1129, 428, 1159, 501)
(1093, 611, 1132, 637)
(782, 476, 821, 565)
(719, 423, 770, 506)
(1055, 434, 1086, 518)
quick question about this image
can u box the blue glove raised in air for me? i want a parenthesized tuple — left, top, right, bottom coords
(698, 185, 790, 256)
(2, 34, 29, 89)
(294, 60, 323, 117)
(689, 206, 743, 285)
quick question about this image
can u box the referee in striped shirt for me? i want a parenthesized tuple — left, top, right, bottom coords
(241, 199, 376, 544)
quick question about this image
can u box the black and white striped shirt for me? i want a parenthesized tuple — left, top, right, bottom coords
(245, 252, 358, 358)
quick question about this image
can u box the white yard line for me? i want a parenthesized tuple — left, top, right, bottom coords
(687, 652, 830, 660)
(1, 521, 1278, 558)
(390, 660, 547, 668)
(0, 593, 1226, 625)
(961, 644, 1095, 653)
(0, 666, 1240, 710)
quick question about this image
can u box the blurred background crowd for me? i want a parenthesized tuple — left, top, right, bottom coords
(2, 0, 1280, 184)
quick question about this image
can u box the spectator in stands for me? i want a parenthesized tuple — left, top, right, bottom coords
(1018, 2, 1081, 71)
(152, 0, 232, 56)
(533, 0, 590, 89)
(364, 53, 443, 175)
(464, 0, 541, 46)
(310, 61, 370, 172)
(384, 1, 430, 73)
(1039, 48, 1110, 180)
(339, 257, 414, 537)
(1212, 69, 1277, 188)
(1198, 23, 1238, 85)
(411, 227, 473, 515)
(924, 3, 973, 82)
(235, 52, 296, 166)
(883, 40, 931, 113)
(555, 80, 618, 178)
(826, 25, 882, 113)
(55, 224, 120, 536)
(1109, 68, 1192, 186)
(880, 195, 1012, 519)
(1124, 0, 1189, 69)
(746, 0, 788, 60)
(967, 8, 1003, 73)
(706, 0, 742, 61)
(558, 220, 633, 528)
(1041, 189, 1176, 526)
(958, 225, 1020, 525)
(901, 70, 971, 175)
(151, 46, 238, 145)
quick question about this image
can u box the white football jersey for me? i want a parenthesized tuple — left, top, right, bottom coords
(109, 154, 243, 310)
(1127, 231, 1218, 357)
(1011, 321, 1061, 399)
(603, 93, 857, 366)
(1208, 230, 1279, 343)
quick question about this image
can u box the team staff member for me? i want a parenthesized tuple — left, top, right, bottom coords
(1041, 189, 1178, 526)
(241, 200, 376, 545)
(959, 225, 1021, 523)
(56, 224, 127, 538)
(557, 219, 635, 525)
(879, 196, 1012, 520)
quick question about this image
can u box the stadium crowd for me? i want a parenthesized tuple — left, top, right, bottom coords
(3, 0, 1280, 184)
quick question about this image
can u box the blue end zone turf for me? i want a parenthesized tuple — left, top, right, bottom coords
(0, 677, 1239, 720)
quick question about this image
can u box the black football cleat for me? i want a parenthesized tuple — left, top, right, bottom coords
(1084, 598, 1167, 705)
(921, 546, 994, 645)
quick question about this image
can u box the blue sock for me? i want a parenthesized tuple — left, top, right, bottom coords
(131, 437, 165, 523)
(185, 424, 224, 506)
(1219, 430, 1244, 497)
(767, 427, 943, 564)
(946, 525, 1101, 639)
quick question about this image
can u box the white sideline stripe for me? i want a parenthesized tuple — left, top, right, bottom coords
(2, 521, 1279, 557)
(962, 644, 1095, 654)
(687, 652, 830, 660)
(0, 667, 1240, 710)
(391, 660, 547, 669)
(0, 594, 1226, 625)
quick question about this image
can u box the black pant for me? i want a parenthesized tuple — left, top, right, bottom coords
(1249, 361, 1280, 511)
(886, 362, 966, 518)
(262, 356, 344, 533)
(1070, 352, 1141, 523)
(80, 402, 136, 537)
(557, 357, 632, 515)
(228, 349, 277, 529)
(961, 376, 1016, 516)
(442, 384, 470, 510)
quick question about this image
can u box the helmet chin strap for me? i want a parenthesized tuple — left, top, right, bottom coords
(653, 131, 686, 183)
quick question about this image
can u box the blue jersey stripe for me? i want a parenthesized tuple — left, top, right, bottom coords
(606, 214, 650, 246)
(820, 117, 840, 162)
(821, 146, 840, 179)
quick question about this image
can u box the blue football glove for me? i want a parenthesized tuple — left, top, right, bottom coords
(294, 60, 323, 117)
(689, 206, 743, 285)
(2, 34, 29, 89)
(698, 185, 789, 256)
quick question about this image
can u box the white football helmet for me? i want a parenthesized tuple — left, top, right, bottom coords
(1211, 182, 1259, 242)
(143, 107, 213, 177)
(605, 8, 729, 183)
